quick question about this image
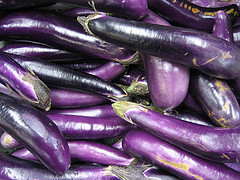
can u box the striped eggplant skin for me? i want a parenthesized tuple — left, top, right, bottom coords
(122, 130, 240, 180)
(0, 92, 71, 175)
(45, 114, 136, 139)
(190, 70, 240, 127)
(140, 11, 189, 111)
(46, 104, 117, 118)
(0, 152, 120, 180)
(82, 14, 240, 79)
(0, 10, 140, 64)
(212, 10, 234, 42)
(6, 53, 129, 102)
(147, 0, 239, 32)
(0, 51, 51, 111)
(112, 101, 240, 163)
(12, 140, 135, 166)
(57, 0, 148, 20)
(0, 0, 55, 9)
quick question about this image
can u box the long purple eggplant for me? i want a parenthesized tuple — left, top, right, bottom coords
(62, 7, 107, 18)
(12, 140, 135, 166)
(112, 101, 240, 163)
(0, 51, 50, 110)
(80, 14, 240, 79)
(0, 10, 140, 64)
(0, 0, 55, 9)
(188, 0, 240, 9)
(0, 92, 70, 175)
(6, 53, 129, 102)
(140, 11, 190, 110)
(122, 129, 240, 180)
(147, 0, 239, 32)
(57, 0, 148, 20)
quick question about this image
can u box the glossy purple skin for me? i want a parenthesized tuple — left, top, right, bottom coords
(12, 140, 134, 166)
(1, 132, 21, 149)
(122, 130, 240, 180)
(86, 61, 126, 81)
(46, 114, 135, 139)
(189, 0, 240, 10)
(111, 139, 123, 151)
(61, 61, 105, 70)
(213, 10, 234, 42)
(0, 51, 50, 110)
(58, 0, 148, 20)
(148, 0, 239, 32)
(1, 43, 90, 61)
(86, 15, 240, 79)
(0, 10, 139, 63)
(190, 71, 240, 127)
(140, 10, 190, 110)
(0, 152, 119, 180)
(182, 92, 205, 115)
(7, 53, 128, 101)
(46, 104, 117, 118)
(50, 88, 108, 108)
(0, 92, 71, 175)
(62, 7, 107, 18)
(113, 101, 240, 163)
(0, 0, 54, 9)
(233, 25, 240, 47)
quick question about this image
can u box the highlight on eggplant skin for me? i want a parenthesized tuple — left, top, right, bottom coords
(80, 14, 240, 79)
(0, 92, 71, 175)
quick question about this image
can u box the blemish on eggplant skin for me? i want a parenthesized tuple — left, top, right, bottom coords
(222, 102, 230, 111)
(214, 117, 230, 127)
(184, 4, 187, 8)
(204, 12, 216, 17)
(188, 6, 191, 11)
(192, 8, 200, 14)
(226, 8, 234, 15)
(215, 80, 229, 92)
(221, 153, 230, 160)
(180, 2, 183, 7)
(192, 56, 217, 66)
(156, 156, 203, 180)
(172, 0, 177, 3)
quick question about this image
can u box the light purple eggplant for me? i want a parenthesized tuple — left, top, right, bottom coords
(0, 132, 21, 149)
(80, 14, 240, 79)
(0, 51, 50, 110)
(12, 140, 135, 166)
(147, 0, 239, 32)
(57, 0, 148, 20)
(112, 101, 240, 163)
(0, 92, 71, 175)
(0, 10, 140, 64)
(188, 0, 240, 10)
(140, 10, 190, 111)
(122, 129, 240, 180)
(46, 104, 117, 118)
(6, 53, 129, 102)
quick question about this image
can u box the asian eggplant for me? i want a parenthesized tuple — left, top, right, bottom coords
(0, 0, 55, 9)
(112, 101, 240, 163)
(0, 92, 70, 175)
(80, 14, 240, 79)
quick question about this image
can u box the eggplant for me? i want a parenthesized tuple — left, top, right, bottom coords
(60, 61, 105, 71)
(112, 101, 240, 163)
(62, 7, 107, 18)
(0, 0, 55, 9)
(147, 0, 239, 32)
(126, 74, 149, 95)
(0, 132, 21, 149)
(57, 0, 148, 20)
(80, 14, 240, 79)
(140, 10, 190, 110)
(188, 0, 240, 9)
(12, 140, 135, 166)
(122, 129, 240, 180)
(0, 10, 140, 64)
(0, 51, 50, 110)
(0, 92, 70, 175)
(6, 53, 129, 102)
(46, 104, 117, 118)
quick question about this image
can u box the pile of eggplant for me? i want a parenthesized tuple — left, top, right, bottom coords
(1, 0, 240, 179)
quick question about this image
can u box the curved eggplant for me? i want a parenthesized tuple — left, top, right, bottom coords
(113, 101, 240, 163)
(81, 14, 240, 79)
(122, 130, 240, 180)
(0, 0, 55, 9)
(0, 10, 140, 64)
(147, 0, 239, 32)
(0, 92, 70, 175)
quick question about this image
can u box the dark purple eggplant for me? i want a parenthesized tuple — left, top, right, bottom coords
(112, 101, 240, 163)
(62, 7, 107, 18)
(140, 10, 190, 111)
(80, 14, 240, 79)
(0, 51, 50, 110)
(46, 104, 117, 118)
(57, 0, 148, 20)
(147, 0, 239, 32)
(233, 24, 240, 47)
(0, 10, 140, 64)
(0, 0, 55, 9)
(60, 61, 105, 70)
(0, 92, 70, 175)
(12, 140, 135, 166)
(6, 53, 129, 102)
(213, 10, 234, 42)
(122, 129, 240, 180)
